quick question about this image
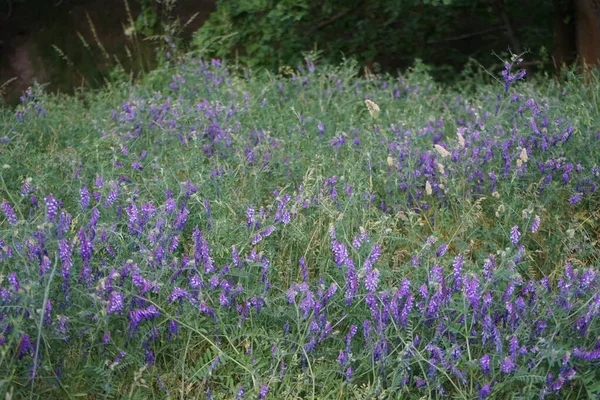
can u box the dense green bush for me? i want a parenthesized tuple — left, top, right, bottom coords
(192, 0, 555, 78)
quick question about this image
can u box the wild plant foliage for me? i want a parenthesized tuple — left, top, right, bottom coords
(0, 58, 599, 398)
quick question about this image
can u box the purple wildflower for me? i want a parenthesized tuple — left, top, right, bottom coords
(44, 193, 59, 222)
(19, 333, 31, 359)
(168, 320, 180, 339)
(464, 274, 481, 310)
(246, 205, 256, 229)
(128, 305, 161, 331)
(500, 356, 516, 374)
(79, 187, 91, 211)
(8, 272, 20, 292)
(331, 240, 349, 267)
(236, 386, 245, 399)
(480, 354, 490, 374)
(21, 178, 33, 196)
(364, 268, 380, 293)
(79, 228, 92, 261)
(436, 243, 448, 257)
(174, 206, 190, 230)
(338, 350, 348, 366)
(39, 255, 51, 276)
(169, 287, 191, 303)
(452, 255, 463, 291)
(568, 194, 581, 205)
(509, 336, 519, 359)
(479, 383, 491, 399)
(103, 331, 111, 345)
(44, 299, 52, 324)
(165, 197, 177, 214)
(0, 201, 18, 225)
(126, 202, 140, 234)
(258, 385, 269, 399)
(59, 238, 73, 282)
(232, 245, 240, 268)
(299, 256, 309, 282)
(531, 215, 540, 233)
(193, 227, 215, 273)
(112, 351, 126, 366)
(168, 234, 180, 253)
(107, 291, 125, 314)
(510, 225, 520, 246)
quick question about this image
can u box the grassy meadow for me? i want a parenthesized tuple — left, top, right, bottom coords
(0, 57, 600, 399)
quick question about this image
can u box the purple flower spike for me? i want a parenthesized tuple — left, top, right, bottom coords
(80, 186, 91, 210)
(299, 256, 308, 282)
(232, 246, 240, 268)
(480, 354, 490, 374)
(500, 356, 516, 374)
(44, 193, 59, 223)
(8, 272, 20, 292)
(246, 205, 255, 229)
(21, 178, 34, 196)
(364, 268, 380, 293)
(338, 350, 348, 366)
(59, 238, 73, 282)
(103, 331, 111, 345)
(479, 383, 491, 399)
(0, 201, 18, 225)
(531, 215, 540, 233)
(452, 255, 463, 291)
(107, 291, 125, 314)
(568, 194, 582, 205)
(19, 333, 31, 359)
(510, 225, 520, 246)
(174, 206, 190, 230)
(236, 386, 245, 399)
(258, 385, 269, 399)
(436, 243, 448, 257)
(331, 240, 349, 267)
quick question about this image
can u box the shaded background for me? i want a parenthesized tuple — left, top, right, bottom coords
(0, 0, 581, 105)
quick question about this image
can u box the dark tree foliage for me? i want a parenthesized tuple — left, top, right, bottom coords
(193, 0, 555, 78)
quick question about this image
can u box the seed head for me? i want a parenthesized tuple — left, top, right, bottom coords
(434, 144, 451, 158)
(364, 99, 380, 118)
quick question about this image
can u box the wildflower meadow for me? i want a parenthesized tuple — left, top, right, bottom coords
(1, 57, 599, 399)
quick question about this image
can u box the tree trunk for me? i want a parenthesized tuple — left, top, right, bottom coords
(575, 0, 600, 72)
(553, 0, 577, 71)
(554, 0, 600, 74)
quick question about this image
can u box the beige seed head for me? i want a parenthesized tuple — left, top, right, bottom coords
(457, 130, 465, 148)
(425, 180, 433, 196)
(434, 144, 451, 158)
(519, 148, 528, 163)
(387, 156, 394, 167)
(436, 162, 445, 174)
(365, 99, 380, 118)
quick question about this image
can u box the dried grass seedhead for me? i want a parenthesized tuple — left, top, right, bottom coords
(425, 180, 433, 196)
(434, 144, 451, 158)
(365, 99, 380, 118)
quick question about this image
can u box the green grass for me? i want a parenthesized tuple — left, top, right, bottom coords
(0, 57, 599, 399)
